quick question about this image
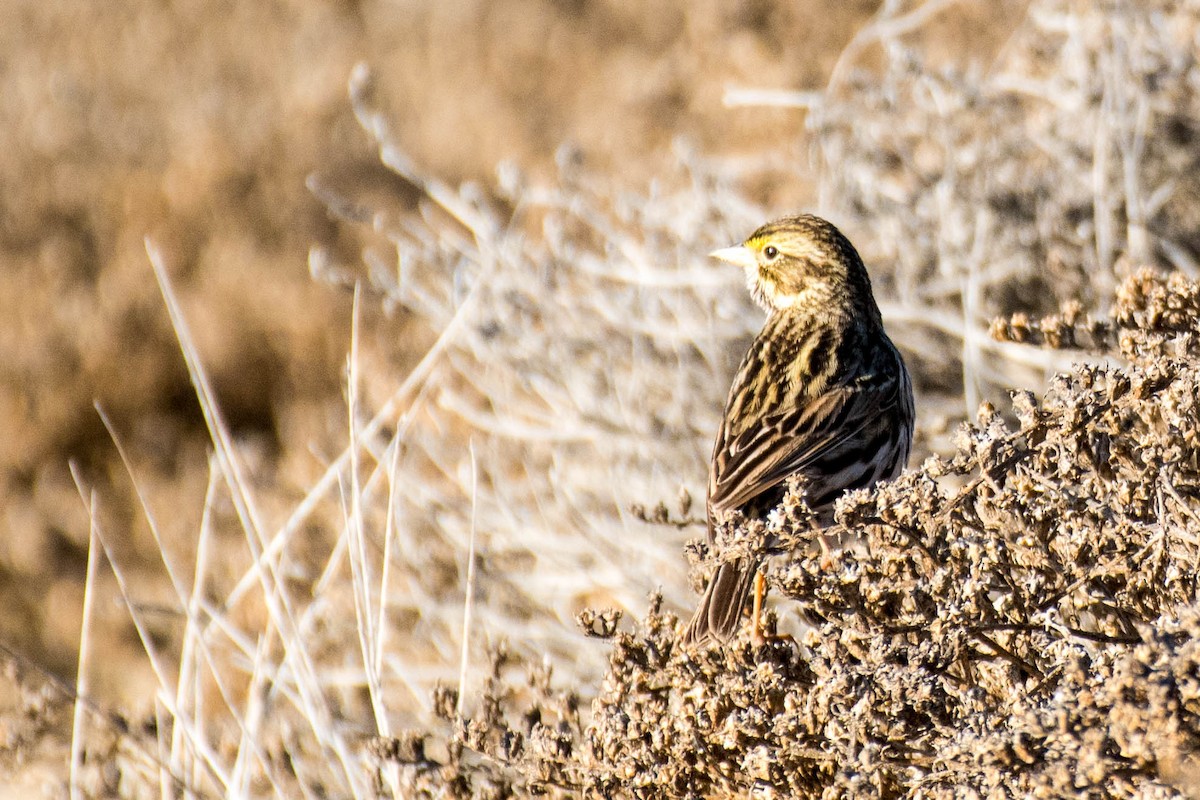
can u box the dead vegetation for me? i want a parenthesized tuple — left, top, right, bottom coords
(374, 269, 1200, 798)
(34, 0, 1200, 798)
(358, 1, 1200, 797)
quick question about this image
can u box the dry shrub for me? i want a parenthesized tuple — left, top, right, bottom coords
(56, 2, 1200, 798)
(374, 269, 1200, 798)
(357, 1, 1200, 797)
(807, 0, 1200, 410)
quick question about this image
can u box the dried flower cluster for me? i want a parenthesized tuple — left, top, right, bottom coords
(994, 267, 1200, 360)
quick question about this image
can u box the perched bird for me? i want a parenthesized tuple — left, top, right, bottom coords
(683, 214, 915, 645)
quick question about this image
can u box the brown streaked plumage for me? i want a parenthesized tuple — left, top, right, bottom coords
(683, 214, 914, 646)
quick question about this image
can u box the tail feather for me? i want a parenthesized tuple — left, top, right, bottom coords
(682, 557, 759, 645)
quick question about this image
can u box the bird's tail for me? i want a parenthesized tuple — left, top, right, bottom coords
(682, 556, 759, 645)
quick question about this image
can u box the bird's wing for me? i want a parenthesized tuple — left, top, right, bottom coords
(707, 369, 904, 523)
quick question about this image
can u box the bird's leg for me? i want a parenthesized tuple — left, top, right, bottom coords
(751, 569, 796, 651)
(818, 532, 834, 570)
(751, 571, 766, 645)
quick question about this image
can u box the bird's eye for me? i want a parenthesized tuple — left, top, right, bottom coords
(763, 245, 779, 260)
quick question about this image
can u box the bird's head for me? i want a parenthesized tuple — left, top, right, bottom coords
(711, 214, 876, 315)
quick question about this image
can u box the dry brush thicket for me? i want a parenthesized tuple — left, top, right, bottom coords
(376, 274, 1200, 799)
(358, 2, 1200, 799)
(810, 0, 1200, 409)
(62, 1, 1200, 798)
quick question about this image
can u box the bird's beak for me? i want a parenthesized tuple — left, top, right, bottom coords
(709, 245, 757, 271)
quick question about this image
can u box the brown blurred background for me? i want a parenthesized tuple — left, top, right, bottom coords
(0, 0, 1023, 692)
